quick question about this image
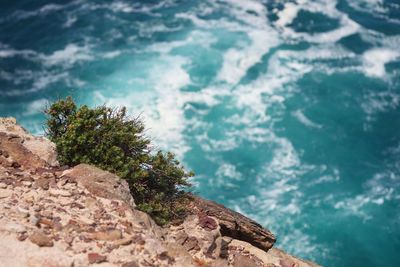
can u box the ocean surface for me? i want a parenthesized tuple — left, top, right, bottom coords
(1, 0, 400, 266)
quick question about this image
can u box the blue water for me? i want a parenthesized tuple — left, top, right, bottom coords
(1, 1, 400, 266)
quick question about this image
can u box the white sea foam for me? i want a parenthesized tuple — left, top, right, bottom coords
(147, 31, 216, 53)
(217, 0, 279, 85)
(362, 48, 400, 77)
(33, 72, 69, 91)
(311, 168, 341, 185)
(0, 47, 37, 59)
(334, 168, 399, 220)
(275, 2, 300, 27)
(43, 44, 93, 67)
(216, 163, 242, 180)
(102, 51, 122, 59)
(110, 2, 134, 13)
(292, 110, 322, 129)
(22, 99, 48, 116)
(63, 15, 77, 28)
(217, 29, 279, 85)
(276, 0, 360, 43)
(177, 0, 279, 86)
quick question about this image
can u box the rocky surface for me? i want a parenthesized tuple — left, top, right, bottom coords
(0, 117, 320, 267)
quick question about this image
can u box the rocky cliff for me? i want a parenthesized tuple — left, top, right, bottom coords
(0, 117, 319, 267)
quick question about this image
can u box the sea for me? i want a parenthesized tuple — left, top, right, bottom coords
(0, 1, 399, 266)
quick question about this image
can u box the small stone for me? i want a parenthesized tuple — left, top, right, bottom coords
(34, 177, 50, 190)
(17, 232, 28, 241)
(88, 253, 107, 264)
(114, 237, 132, 246)
(24, 191, 38, 202)
(132, 234, 145, 245)
(22, 181, 32, 187)
(89, 229, 122, 241)
(0, 189, 12, 198)
(122, 261, 140, 267)
(30, 214, 40, 226)
(29, 231, 54, 247)
(70, 202, 85, 209)
(198, 214, 218, 231)
(17, 206, 30, 217)
(0, 182, 7, 189)
(49, 189, 72, 197)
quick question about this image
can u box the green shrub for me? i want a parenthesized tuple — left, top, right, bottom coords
(45, 97, 193, 225)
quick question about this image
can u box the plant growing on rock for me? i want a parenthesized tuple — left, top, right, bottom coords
(45, 97, 193, 225)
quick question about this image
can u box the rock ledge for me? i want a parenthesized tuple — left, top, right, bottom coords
(0, 117, 320, 267)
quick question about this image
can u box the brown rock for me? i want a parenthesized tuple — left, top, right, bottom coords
(132, 234, 146, 245)
(122, 261, 140, 267)
(0, 132, 48, 169)
(29, 231, 54, 247)
(190, 195, 276, 252)
(114, 237, 132, 246)
(34, 177, 50, 190)
(198, 214, 218, 231)
(88, 253, 107, 264)
(17, 232, 28, 241)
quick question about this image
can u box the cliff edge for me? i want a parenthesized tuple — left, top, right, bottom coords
(0, 117, 319, 267)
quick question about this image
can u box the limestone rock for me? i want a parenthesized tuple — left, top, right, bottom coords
(62, 164, 135, 208)
(0, 117, 58, 167)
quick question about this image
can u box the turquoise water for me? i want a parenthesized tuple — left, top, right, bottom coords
(1, 1, 400, 266)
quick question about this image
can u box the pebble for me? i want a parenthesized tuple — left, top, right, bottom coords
(17, 206, 30, 217)
(29, 214, 40, 226)
(114, 237, 132, 246)
(88, 253, 107, 264)
(49, 189, 72, 197)
(22, 181, 32, 187)
(122, 261, 140, 267)
(89, 229, 122, 241)
(29, 231, 54, 247)
(34, 177, 50, 190)
(0, 182, 7, 189)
